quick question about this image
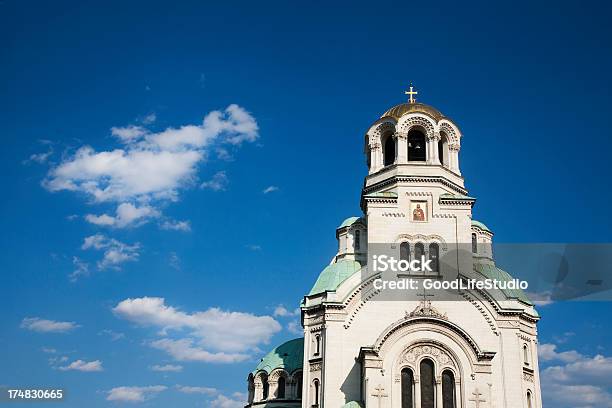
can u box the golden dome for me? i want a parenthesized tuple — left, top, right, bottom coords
(381, 102, 445, 121)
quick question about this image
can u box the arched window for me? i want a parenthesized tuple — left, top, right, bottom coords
(400, 242, 410, 262)
(420, 359, 435, 408)
(527, 391, 533, 408)
(415, 243, 425, 262)
(472, 233, 478, 253)
(429, 243, 439, 272)
(408, 130, 426, 161)
(313, 379, 320, 406)
(438, 133, 448, 166)
(314, 335, 321, 356)
(442, 370, 456, 408)
(384, 134, 396, 166)
(277, 376, 285, 399)
(295, 372, 303, 399)
(401, 367, 414, 408)
(355, 230, 360, 251)
(262, 376, 269, 400)
(523, 344, 530, 365)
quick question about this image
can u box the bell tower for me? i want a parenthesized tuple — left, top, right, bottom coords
(361, 87, 475, 275)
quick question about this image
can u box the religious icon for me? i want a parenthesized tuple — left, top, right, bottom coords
(411, 202, 427, 222)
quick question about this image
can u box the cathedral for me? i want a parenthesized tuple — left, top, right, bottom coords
(245, 89, 542, 408)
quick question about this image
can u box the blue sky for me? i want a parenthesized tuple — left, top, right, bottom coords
(1, 0, 611, 406)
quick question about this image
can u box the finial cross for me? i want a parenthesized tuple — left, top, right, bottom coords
(371, 384, 388, 408)
(420, 286, 434, 306)
(405, 84, 418, 104)
(469, 388, 486, 408)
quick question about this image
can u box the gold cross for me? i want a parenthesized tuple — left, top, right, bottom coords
(405, 84, 418, 104)
(469, 388, 486, 408)
(371, 384, 388, 408)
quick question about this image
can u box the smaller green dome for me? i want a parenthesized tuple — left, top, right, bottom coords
(252, 338, 304, 375)
(309, 259, 363, 296)
(473, 262, 534, 308)
(342, 402, 364, 408)
(471, 220, 492, 233)
(338, 216, 364, 229)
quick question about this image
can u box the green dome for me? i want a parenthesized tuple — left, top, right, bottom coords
(471, 220, 492, 233)
(309, 259, 363, 296)
(473, 262, 534, 308)
(338, 216, 364, 229)
(252, 338, 304, 375)
(342, 402, 364, 408)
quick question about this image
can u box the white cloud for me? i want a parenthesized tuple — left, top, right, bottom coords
(168, 252, 181, 270)
(273, 305, 299, 317)
(48, 355, 69, 366)
(150, 338, 249, 363)
(142, 113, 156, 125)
(58, 359, 103, 372)
(44, 105, 258, 219)
(246, 244, 261, 251)
(106, 386, 167, 403)
(150, 364, 183, 372)
(159, 219, 191, 232)
(540, 344, 612, 407)
(81, 234, 140, 270)
(69, 256, 89, 282)
(210, 392, 247, 408)
(85, 203, 160, 228)
(262, 185, 278, 194)
(539, 343, 583, 363)
(541, 383, 612, 408)
(526, 290, 554, 306)
(20, 317, 79, 333)
(99, 329, 125, 341)
(287, 321, 302, 335)
(111, 126, 148, 143)
(41, 347, 57, 354)
(201, 171, 229, 191)
(175, 385, 217, 395)
(25, 148, 54, 164)
(113, 297, 281, 362)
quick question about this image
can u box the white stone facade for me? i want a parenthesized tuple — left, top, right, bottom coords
(246, 101, 542, 408)
(300, 102, 541, 408)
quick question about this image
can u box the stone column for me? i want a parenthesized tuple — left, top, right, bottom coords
(415, 376, 421, 408)
(432, 132, 441, 165)
(269, 380, 278, 399)
(436, 376, 443, 408)
(449, 145, 461, 174)
(369, 141, 383, 174)
(396, 132, 408, 164)
(427, 137, 436, 164)
(455, 380, 462, 408)
(254, 383, 262, 402)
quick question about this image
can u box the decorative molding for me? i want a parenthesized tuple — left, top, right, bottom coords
(382, 212, 406, 218)
(397, 114, 436, 138)
(439, 121, 460, 146)
(363, 175, 467, 196)
(375, 314, 495, 363)
(460, 291, 499, 335)
(406, 301, 448, 320)
(398, 343, 457, 371)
